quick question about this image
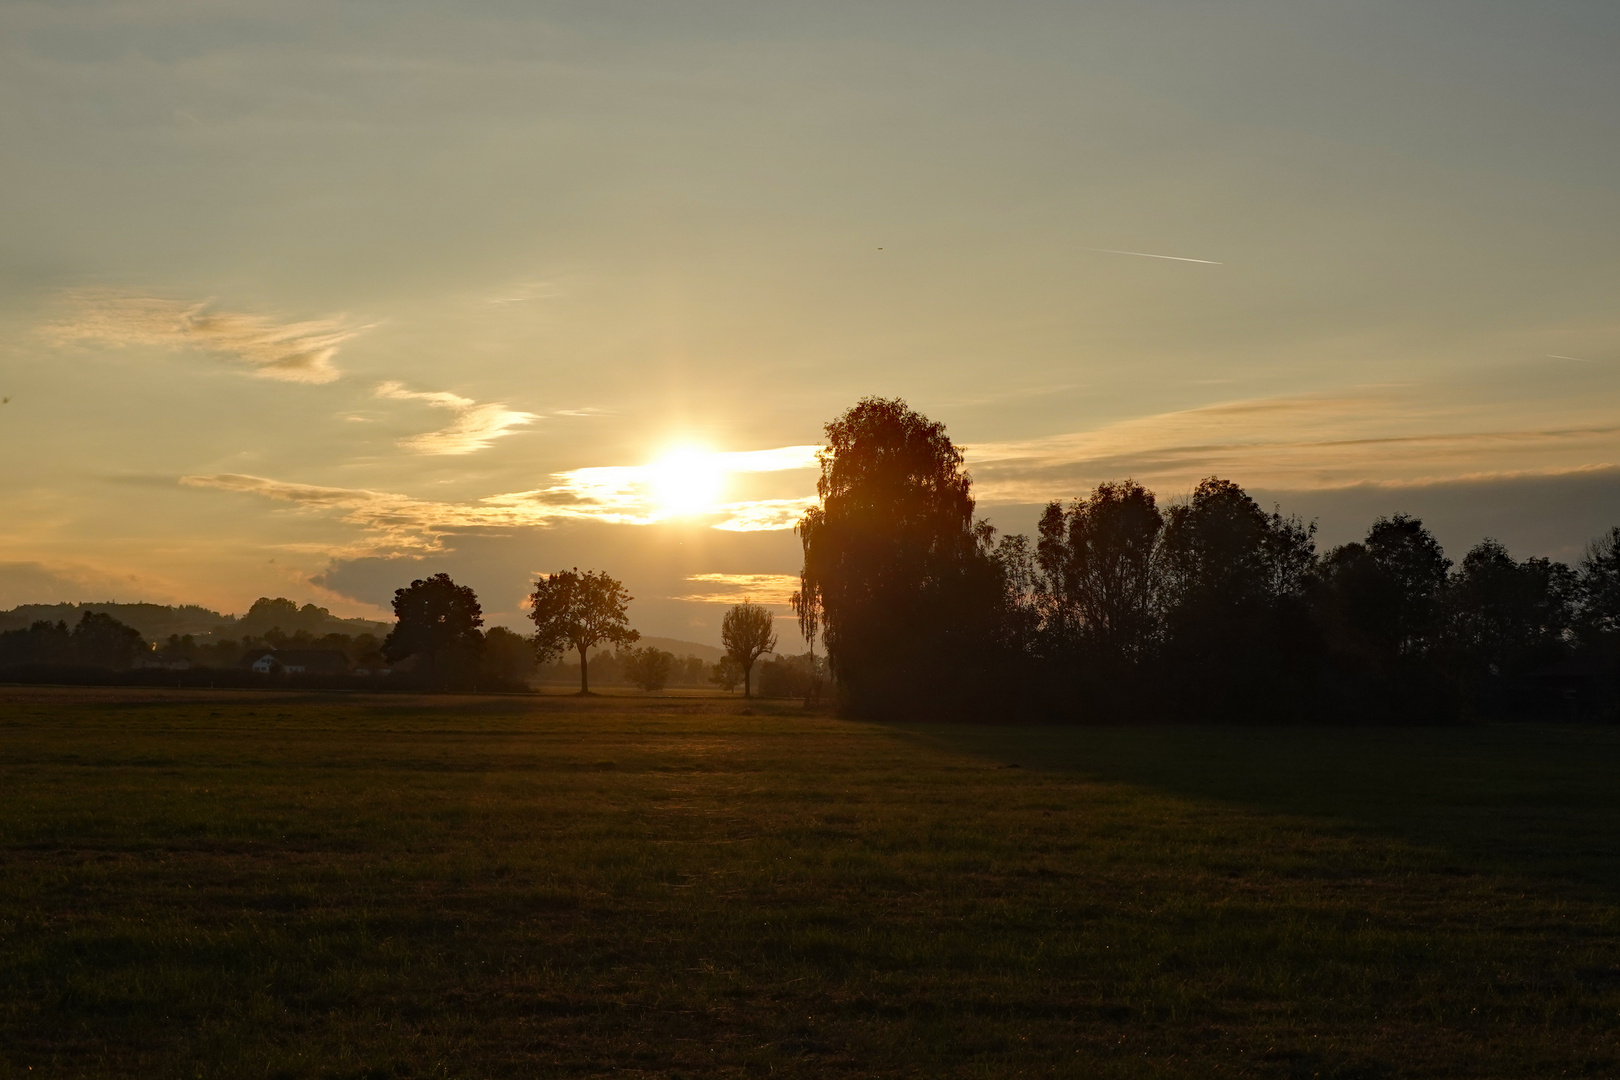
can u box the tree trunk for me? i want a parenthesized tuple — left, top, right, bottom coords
(579, 643, 589, 694)
(742, 659, 752, 698)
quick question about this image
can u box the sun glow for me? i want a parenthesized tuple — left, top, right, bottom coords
(648, 447, 725, 517)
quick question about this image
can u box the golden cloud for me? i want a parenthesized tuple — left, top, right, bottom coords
(964, 387, 1620, 500)
(674, 574, 801, 606)
(45, 290, 366, 384)
(374, 381, 538, 454)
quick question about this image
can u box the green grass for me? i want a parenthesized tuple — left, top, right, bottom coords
(1, 687, 1618, 1078)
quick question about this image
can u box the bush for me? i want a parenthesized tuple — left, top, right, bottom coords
(623, 647, 675, 692)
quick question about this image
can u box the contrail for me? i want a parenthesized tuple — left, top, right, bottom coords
(1547, 354, 1595, 363)
(1085, 247, 1223, 265)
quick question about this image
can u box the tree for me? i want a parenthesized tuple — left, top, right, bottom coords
(527, 568, 639, 694)
(1036, 480, 1164, 666)
(623, 646, 674, 692)
(381, 573, 486, 688)
(71, 611, 146, 669)
(791, 573, 826, 704)
(1578, 526, 1620, 637)
(1363, 514, 1451, 655)
(1440, 540, 1576, 698)
(1155, 478, 1320, 720)
(480, 625, 538, 686)
(797, 397, 1002, 715)
(709, 655, 744, 693)
(0, 620, 74, 668)
(721, 601, 777, 698)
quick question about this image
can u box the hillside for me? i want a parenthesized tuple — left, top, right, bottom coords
(0, 600, 389, 642)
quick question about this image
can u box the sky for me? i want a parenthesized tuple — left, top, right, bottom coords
(2, 1, 1618, 645)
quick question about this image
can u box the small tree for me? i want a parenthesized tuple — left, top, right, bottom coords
(709, 655, 744, 693)
(528, 568, 639, 694)
(623, 646, 674, 692)
(721, 600, 777, 698)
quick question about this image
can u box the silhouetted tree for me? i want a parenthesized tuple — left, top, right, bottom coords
(757, 651, 826, 699)
(527, 568, 638, 694)
(382, 573, 486, 688)
(1036, 480, 1164, 667)
(721, 601, 777, 698)
(791, 573, 826, 703)
(797, 397, 1003, 716)
(0, 620, 75, 668)
(709, 655, 744, 693)
(1155, 478, 1319, 719)
(1364, 514, 1452, 655)
(1439, 540, 1576, 713)
(623, 646, 674, 692)
(70, 611, 146, 669)
(1578, 526, 1620, 638)
(480, 625, 538, 686)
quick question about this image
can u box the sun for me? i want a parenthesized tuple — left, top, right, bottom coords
(648, 447, 725, 517)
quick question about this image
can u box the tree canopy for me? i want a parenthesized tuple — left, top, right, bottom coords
(381, 573, 485, 688)
(720, 601, 777, 698)
(797, 397, 1001, 716)
(528, 568, 639, 694)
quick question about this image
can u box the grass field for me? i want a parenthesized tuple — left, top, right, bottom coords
(2, 687, 1618, 1078)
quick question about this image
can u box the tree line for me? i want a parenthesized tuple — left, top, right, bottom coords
(796, 397, 1620, 722)
(0, 572, 804, 697)
(358, 569, 791, 696)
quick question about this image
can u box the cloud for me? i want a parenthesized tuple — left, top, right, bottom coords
(675, 574, 801, 606)
(711, 498, 819, 532)
(44, 290, 365, 384)
(179, 473, 532, 554)
(374, 381, 538, 454)
(0, 560, 179, 609)
(178, 445, 825, 554)
(962, 386, 1620, 502)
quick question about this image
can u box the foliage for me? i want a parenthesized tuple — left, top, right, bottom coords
(755, 651, 828, 699)
(709, 655, 744, 692)
(480, 626, 538, 686)
(622, 646, 675, 692)
(0, 612, 146, 670)
(527, 568, 639, 693)
(1578, 525, 1620, 637)
(797, 397, 1004, 716)
(381, 573, 486, 688)
(720, 600, 777, 698)
(1036, 479, 1163, 665)
(792, 394, 1620, 722)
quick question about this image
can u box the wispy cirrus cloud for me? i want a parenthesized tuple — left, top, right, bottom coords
(44, 290, 366, 384)
(374, 381, 538, 455)
(964, 384, 1620, 501)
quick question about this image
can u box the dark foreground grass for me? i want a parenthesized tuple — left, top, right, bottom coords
(1, 688, 1618, 1078)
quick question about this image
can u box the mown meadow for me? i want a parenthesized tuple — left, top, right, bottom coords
(2, 686, 1618, 1078)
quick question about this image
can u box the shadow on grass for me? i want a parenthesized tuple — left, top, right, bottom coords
(903, 721, 1620, 895)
